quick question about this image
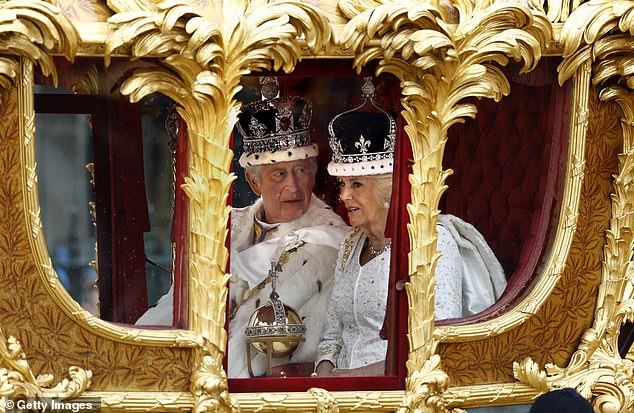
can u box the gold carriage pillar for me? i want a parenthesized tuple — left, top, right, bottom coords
(338, 1, 553, 411)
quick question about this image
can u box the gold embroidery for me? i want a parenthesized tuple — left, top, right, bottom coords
(230, 241, 306, 320)
(340, 228, 360, 271)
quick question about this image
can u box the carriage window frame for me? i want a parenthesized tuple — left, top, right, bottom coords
(34, 87, 180, 327)
(227, 69, 409, 392)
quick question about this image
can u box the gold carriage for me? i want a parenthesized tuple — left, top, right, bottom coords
(1, 0, 633, 412)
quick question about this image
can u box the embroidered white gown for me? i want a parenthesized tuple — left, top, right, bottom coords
(316, 215, 506, 370)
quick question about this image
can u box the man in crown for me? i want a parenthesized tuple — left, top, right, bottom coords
(228, 93, 348, 378)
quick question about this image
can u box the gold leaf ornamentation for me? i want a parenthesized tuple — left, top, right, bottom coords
(16, 57, 194, 391)
(512, 4, 634, 411)
(308, 388, 339, 413)
(190, 354, 238, 413)
(514, 85, 634, 413)
(558, 1, 634, 87)
(0, 1, 78, 88)
(340, 1, 552, 411)
(105, 1, 331, 411)
(0, 328, 92, 403)
(437, 84, 615, 386)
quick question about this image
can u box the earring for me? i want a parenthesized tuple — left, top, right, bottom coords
(383, 201, 390, 209)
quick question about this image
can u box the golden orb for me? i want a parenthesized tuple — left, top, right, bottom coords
(245, 300, 305, 358)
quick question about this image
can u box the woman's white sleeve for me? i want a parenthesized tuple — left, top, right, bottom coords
(315, 259, 344, 367)
(434, 225, 463, 320)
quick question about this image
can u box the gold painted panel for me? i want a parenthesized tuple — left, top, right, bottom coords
(0, 68, 192, 392)
(440, 87, 623, 385)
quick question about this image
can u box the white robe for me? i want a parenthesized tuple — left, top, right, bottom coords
(316, 215, 506, 370)
(228, 195, 348, 377)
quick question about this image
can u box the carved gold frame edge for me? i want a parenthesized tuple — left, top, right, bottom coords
(83, 383, 542, 413)
(436, 59, 589, 342)
(19, 57, 202, 348)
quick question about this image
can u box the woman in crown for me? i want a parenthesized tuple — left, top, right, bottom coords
(314, 79, 507, 376)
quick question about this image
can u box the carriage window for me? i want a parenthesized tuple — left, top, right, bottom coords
(226, 59, 567, 390)
(227, 73, 406, 385)
(227, 70, 507, 385)
(35, 58, 185, 327)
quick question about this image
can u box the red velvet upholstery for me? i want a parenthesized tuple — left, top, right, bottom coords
(439, 61, 570, 323)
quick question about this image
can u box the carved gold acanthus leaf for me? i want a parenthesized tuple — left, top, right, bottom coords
(512, 2, 634, 410)
(558, 0, 634, 87)
(0, 329, 92, 406)
(0, 0, 78, 88)
(339, 1, 551, 411)
(105, 1, 331, 412)
(190, 353, 238, 413)
(513, 83, 634, 413)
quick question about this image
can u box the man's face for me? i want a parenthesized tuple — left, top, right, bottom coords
(247, 158, 316, 224)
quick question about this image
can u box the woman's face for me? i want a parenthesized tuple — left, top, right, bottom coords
(337, 175, 386, 236)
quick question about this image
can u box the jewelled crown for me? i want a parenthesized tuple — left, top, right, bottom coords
(236, 78, 318, 167)
(327, 77, 396, 176)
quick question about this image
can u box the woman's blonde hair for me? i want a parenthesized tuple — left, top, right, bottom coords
(367, 173, 393, 208)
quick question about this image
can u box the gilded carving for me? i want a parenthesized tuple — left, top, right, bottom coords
(1, 54, 193, 391)
(233, 390, 404, 413)
(0, 0, 631, 412)
(512, 2, 634, 411)
(442, 72, 618, 386)
(513, 90, 634, 411)
(104, 1, 331, 411)
(0, 1, 78, 88)
(49, 0, 112, 22)
(87, 391, 194, 412)
(0, 328, 91, 408)
(558, 1, 634, 87)
(308, 388, 339, 413)
(338, 0, 552, 410)
(437, 66, 588, 348)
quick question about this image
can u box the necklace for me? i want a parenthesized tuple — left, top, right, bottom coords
(367, 238, 391, 257)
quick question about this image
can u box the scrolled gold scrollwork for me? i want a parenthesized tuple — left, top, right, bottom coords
(105, 1, 331, 411)
(308, 388, 339, 413)
(339, 1, 551, 411)
(513, 3, 634, 411)
(0, 329, 92, 407)
(399, 354, 465, 413)
(0, 0, 78, 88)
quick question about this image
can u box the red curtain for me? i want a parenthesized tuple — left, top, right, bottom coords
(171, 117, 190, 328)
(107, 99, 150, 323)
